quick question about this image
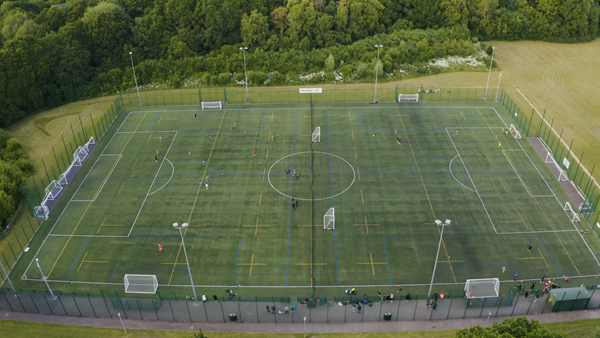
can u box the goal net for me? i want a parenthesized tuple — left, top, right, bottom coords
(398, 94, 419, 103)
(563, 202, 580, 222)
(324, 207, 335, 230)
(45, 180, 63, 201)
(124, 274, 159, 294)
(312, 127, 320, 143)
(72, 145, 89, 166)
(558, 170, 569, 182)
(465, 278, 500, 299)
(201, 101, 222, 110)
(509, 124, 522, 140)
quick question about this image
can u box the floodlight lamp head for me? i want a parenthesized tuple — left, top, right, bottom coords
(445, 219, 451, 226)
(173, 222, 179, 228)
(434, 220, 442, 226)
(182, 223, 189, 228)
(36, 258, 39, 262)
(129, 52, 132, 55)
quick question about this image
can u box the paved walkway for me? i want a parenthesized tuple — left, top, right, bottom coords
(2, 309, 600, 333)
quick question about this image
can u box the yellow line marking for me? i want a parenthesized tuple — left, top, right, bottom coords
(357, 167, 360, 180)
(439, 260, 464, 263)
(237, 254, 267, 276)
(92, 156, 120, 201)
(146, 133, 153, 144)
(48, 201, 94, 278)
(131, 157, 139, 170)
(351, 129, 354, 140)
(353, 216, 379, 235)
(533, 197, 580, 275)
(263, 168, 266, 182)
(500, 178, 508, 192)
(298, 263, 327, 266)
(157, 115, 163, 124)
(519, 213, 529, 230)
(117, 182, 125, 197)
(268, 130, 271, 141)
(161, 262, 188, 265)
(357, 253, 387, 274)
(121, 112, 148, 154)
(84, 260, 108, 263)
(243, 217, 270, 236)
(460, 111, 466, 120)
(360, 190, 365, 205)
(265, 148, 269, 160)
(538, 248, 549, 269)
(259, 191, 263, 207)
(97, 217, 106, 234)
(517, 257, 544, 260)
(77, 252, 88, 272)
(348, 112, 351, 121)
(186, 109, 228, 225)
(439, 233, 457, 283)
(471, 129, 478, 139)
(485, 154, 493, 165)
(354, 147, 357, 159)
(271, 112, 274, 122)
(396, 108, 436, 219)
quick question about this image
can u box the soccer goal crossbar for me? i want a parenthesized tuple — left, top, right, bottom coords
(34, 137, 96, 219)
(201, 101, 222, 110)
(124, 274, 159, 294)
(539, 138, 568, 182)
(563, 202, 580, 222)
(464, 278, 500, 298)
(312, 127, 320, 143)
(398, 94, 420, 103)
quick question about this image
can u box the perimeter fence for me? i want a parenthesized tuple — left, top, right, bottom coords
(0, 286, 598, 323)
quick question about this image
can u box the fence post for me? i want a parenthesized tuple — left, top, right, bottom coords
(70, 124, 79, 148)
(90, 114, 98, 140)
(2, 292, 14, 311)
(537, 109, 546, 136)
(78, 115, 87, 141)
(445, 298, 453, 320)
(28, 293, 40, 313)
(220, 299, 226, 322)
(571, 151, 584, 184)
(396, 298, 401, 321)
(510, 294, 520, 315)
(20, 223, 29, 242)
(27, 217, 35, 235)
(527, 109, 534, 136)
(87, 294, 98, 317)
(100, 290, 112, 318)
(41, 158, 51, 185)
(564, 139, 574, 174)
(7, 242, 18, 261)
(553, 128, 563, 157)
(51, 146, 62, 173)
(546, 117, 555, 145)
(412, 299, 418, 321)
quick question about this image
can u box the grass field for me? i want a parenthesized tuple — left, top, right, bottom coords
(7, 100, 600, 299)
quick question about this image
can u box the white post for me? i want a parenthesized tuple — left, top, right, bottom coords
(485, 311, 492, 326)
(118, 312, 127, 334)
(484, 47, 495, 102)
(129, 52, 142, 107)
(0, 258, 16, 295)
(374, 45, 383, 103)
(495, 73, 502, 102)
(304, 316, 307, 338)
(173, 223, 197, 304)
(35, 258, 56, 299)
(240, 47, 249, 103)
(427, 220, 450, 302)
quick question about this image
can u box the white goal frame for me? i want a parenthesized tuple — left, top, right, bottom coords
(558, 170, 569, 182)
(201, 101, 222, 110)
(464, 278, 500, 298)
(124, 274, 159, 294)
(312, 127, 320, 143)
(324, 207, 335, 230)
(509, 124, 522, 140)
(563, 202, 580, 222)
(540, 140, 568, 182)
(72, 145, 89, 166)
(398, 94, 420, 103)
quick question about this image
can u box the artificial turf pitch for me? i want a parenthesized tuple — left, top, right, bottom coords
(14, 103, 600, 295)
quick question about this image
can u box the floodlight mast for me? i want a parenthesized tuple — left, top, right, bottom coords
(240, 47, 250, 103)
(35, 258, 57, 299)
(495, 73, 502, 102)
(484, 47, 495, 102)
(374, 45, 383, 103)
(427, 220, 451, 305)
(129, 52, 142, 107)
(173, 222, 197, 304)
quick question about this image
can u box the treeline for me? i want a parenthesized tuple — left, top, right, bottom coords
(0, 129, 33, 228)
(0, 0, 599, 127)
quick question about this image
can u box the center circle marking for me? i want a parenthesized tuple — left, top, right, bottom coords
(268, 151, 355, 201)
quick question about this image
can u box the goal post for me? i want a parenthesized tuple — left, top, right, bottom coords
(563, 202, 580, 222)
(201, 101, 222, 110)
(312, 127, 320, 143)
(124, 274, 159, 294)
(509, 124, 522, 140)
(465, 278, 500, 299)
(558, 170, 569, 182)
(398, 94, 420, 103)
(324, 207, 335, 230)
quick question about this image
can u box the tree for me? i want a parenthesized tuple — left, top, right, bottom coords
(440, 0, 469, 27)
(82, 2, 132, 67)
(2, 11, 39, 40)
(0, 190, 15, 225)
(411, 0, 442, 28)
(455, 317, 566, 338)
(325, 53, 334, 70)
(241, 10, 269, 47)
(270, 6, 288, 34)
(192, 328, 208, 338)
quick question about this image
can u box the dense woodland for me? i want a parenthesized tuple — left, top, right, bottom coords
(0, 0, 598, 128)
(0, 128, 33, 228)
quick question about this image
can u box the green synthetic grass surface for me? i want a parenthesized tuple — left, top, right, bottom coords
(8, 102, 600, 297)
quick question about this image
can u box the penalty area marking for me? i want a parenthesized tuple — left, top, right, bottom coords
(449, 155, 476, 192)
(267, 151, 355, 201)
(148, 158, 174, 196)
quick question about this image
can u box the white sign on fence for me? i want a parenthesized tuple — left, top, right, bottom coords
(563, 157, 570, 169)
(299, 88, 322, 94)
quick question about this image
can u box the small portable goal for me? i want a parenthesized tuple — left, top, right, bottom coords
(201, 101, 222, 110)
(124, 274, 159, 294)
(464, 278, 501, 307)
(509, 124, 522, 140)
(312, 127, 320, 143)
(398, 94, 420, 103)
(324, 207, 335, 230)
(563, 202, 580, 222)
